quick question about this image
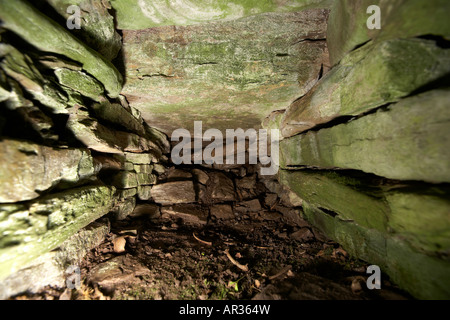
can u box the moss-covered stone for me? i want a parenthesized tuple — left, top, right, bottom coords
(137, 173, 157, 186)
(121, 9, 330, 135)
(44, 0, 122, 61)
(0, 0, 123, 97)
(54, 68, 104, 101)
(0, 44, 71, 113)
(280, 89, 450, 183)
(111, 171, 138, 189)
(385, 190, 450, 253)
(124, 152, 154, 164)
(137, 185, 152, 201)
(91, 101, 146, 136)
(280, 170, 389, 232)
(0, 221, 109, 299)
(66, 107, 160, 154)
(134, 164, 153, 174)
(327, 0, 450, 66)
(301, 202, 450, 299)
(280, 169, 450, 254)
(0, 185, 117, 281)
(110, 0, 332, 30)
(0, 139, 96, 203)
(281, 39, 450, 137)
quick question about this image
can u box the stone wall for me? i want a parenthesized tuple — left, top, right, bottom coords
(271, 0, 450, 299)
(0, 0, 170, 286)
(1, 0, 449, 300)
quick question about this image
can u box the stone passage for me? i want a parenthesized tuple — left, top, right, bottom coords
(0, 0, 449, 300)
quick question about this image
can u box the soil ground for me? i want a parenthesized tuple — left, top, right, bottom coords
(13, 209, 411, 300)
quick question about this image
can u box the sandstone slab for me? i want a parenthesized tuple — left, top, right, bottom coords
(151, 181, 196, 205)
(0, 0, 123, 97)
(0, 139, 96, 203)
(110, 0, 332, 30)
(281, 39, 450, 138)
(327, 0, 450, 66)
(121, 9, 330, 135)
(0, 185, 117, 281)
(280, 89, 450, 183)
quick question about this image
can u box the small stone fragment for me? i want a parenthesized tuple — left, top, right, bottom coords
(113, 236, 126, 253)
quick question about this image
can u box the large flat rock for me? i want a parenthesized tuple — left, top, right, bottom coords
(151, 181, 197, 205)
(0, 185, 117, 281)
(280, 169, 450, 253)
(301, 202, 450, 300)
(327, 0, 450, 66)
(280, 38, 450, 137)
(280, 89, 450, 183)
(0, 139, 96, 203)
(110, 0, 332, 30)
(121, 9, 330, 135)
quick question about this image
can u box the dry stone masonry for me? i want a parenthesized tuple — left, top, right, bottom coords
(0, 0, 449, 300)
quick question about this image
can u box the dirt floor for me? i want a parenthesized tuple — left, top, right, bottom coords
(13, 207, 412, 300)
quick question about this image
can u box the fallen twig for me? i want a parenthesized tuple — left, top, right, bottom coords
(193, 232, 212, 246)
(268, 266, 292, 280)
(270, 199, 280, 211)
(224, 249, 249, 272)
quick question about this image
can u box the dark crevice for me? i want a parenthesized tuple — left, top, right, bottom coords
(282, 167, 450, 193)
(318, 207, 338, 218)
(407, 73, 450, 97)
(417, 34, 450, 49)
(290, 38, 326, 46)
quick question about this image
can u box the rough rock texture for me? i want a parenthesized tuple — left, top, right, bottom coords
(0, 220, 110, 299)
(276, 1, 450, 300)
(280, 39, 450, 138)
(301, 202, 450, 300)
(0, 0, 123, 98)
(0, 185, 117, 280)
(151, 181, 197, 205)
(280, 169, 450, 254)
(0, 0, 170, 288)
(0, 139, 96, 203)
(327, 0, 450, 66)
(280, 89, 450, 183)
(43, 0, 122, 61)
(121, 9, 330, 135)
(110, 0, 332, 30)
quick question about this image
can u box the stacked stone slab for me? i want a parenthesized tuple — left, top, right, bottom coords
(0, 0, 169, 285)
(273, 0, 450, 299)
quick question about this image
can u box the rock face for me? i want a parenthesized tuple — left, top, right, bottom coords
(121, 9, 330, 135)
(0, 0, 123, 98)
(280, 90, 450, 183)
(0, 185, 117, 280)
(0, 221, 110, 299)
(0, 0, 170, 288)
(276, 0, 450, 300)
(44, 0, 122, 61)
(0, 139, 96, 203)
(280, 39, 450, 138)
(110, 0, 332, 30)
(327, 0, 450, 66)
